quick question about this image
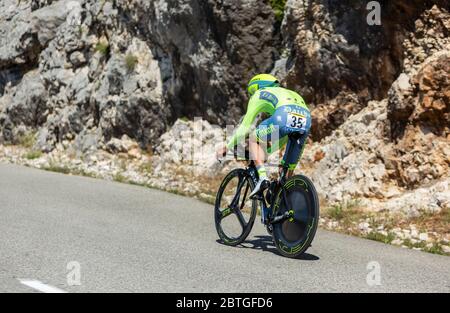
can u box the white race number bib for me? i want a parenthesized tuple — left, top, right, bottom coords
(286, 113, 306, 130)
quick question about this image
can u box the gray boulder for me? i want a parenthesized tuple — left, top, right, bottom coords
(2, 71, 48, 128)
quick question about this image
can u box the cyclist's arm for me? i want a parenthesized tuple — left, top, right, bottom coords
(226, 95, 273, 149)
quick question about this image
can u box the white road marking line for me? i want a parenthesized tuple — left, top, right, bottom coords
(19, 279, 67, 293)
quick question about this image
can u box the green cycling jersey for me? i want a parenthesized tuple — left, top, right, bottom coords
(226, 87, 309, 149)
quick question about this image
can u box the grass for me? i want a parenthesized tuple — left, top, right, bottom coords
(325, 199, 361, 221)
(172, 166, 223, 198)
(95, 41, 109, 55)
(77, 25, 89, 37)
(42, 163, 71, 175)
(320, 201, 450, 256)
(365, 231, 395, 244)
(423, 242, 447, 255)
(138, 162, 153, 175)
(401, 239, 446, 255)
(128, 180, 149, 188)
(113, 173, 127, 183)
(24, 150, 42, 160)
(118, 159, 127, 171)
(74, 169, 98, 179)
(18, 132, 36, 149)
(270, 0, 287, 23)
(41, 163, 97, 179)
(327, 204, 345, 220)
(399, 208, 450, 235)
(124, 54, 138, 72)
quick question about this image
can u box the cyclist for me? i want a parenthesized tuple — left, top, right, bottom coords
(216, 74, 312, 198)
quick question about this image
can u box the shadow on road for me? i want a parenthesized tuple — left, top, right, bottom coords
(216, 235, 320, 261)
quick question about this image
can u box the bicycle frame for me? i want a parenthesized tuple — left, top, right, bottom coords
(246, 162, 292, 225)
(246, 131, 304, 225)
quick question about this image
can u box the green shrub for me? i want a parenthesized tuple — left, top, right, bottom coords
(42, 164, 71, 175)
(95, 41, 109, 55)
(125, 54, 138, 71)
(18, 132, 36, 148)
(113, 173, 127, 183)
(24, 150, 42, 160)
(365, 231, 395, 244)
(180, 116, 190, 122)
(327, 199, 361, 221)
(139, 162, 153, 174)
(73, 169, 97, 179)
(423, 243, 446, 255)
(328, 204, 345, 220)
(270, 0, 287, 22)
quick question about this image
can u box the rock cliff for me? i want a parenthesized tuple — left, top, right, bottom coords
(0, 0, 448, 216)
(0, 0, 277, 151)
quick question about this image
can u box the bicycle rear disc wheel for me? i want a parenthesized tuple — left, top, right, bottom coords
(214, 169, 257, 246)
(272, 175, 319, 258)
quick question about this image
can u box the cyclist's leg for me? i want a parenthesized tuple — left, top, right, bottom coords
(250, 116, 276, 180)
(260, 107, 290, 158)
(249, 115, 285, 197)
(266, 135, 288, 175)
(266, 135, 288, 155)
(282, 132, 309, 177)
(276, 105, 312, 176)
(252, 116, 288, 167)
(248, 140, 265, 167)
(283, 122, 312, 176)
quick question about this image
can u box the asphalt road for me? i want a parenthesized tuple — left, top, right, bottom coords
(0, 163, 449, 293)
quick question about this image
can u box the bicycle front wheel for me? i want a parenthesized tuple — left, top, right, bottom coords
(214, 169, 258, 246)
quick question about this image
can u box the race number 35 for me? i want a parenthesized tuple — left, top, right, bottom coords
(287, 113, 305, 129)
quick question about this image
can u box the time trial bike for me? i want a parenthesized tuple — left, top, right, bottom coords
(214, 132, 319, 258)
